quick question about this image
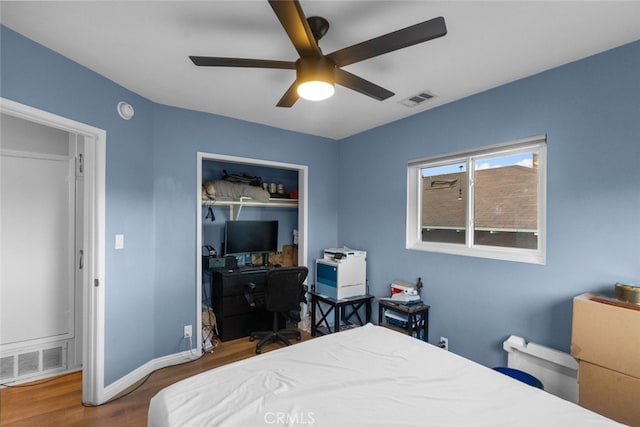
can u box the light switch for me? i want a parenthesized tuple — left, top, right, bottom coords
(115, 234, 124, 250)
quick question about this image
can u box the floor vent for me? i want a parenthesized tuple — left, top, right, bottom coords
(43, 347, 64, 371)
(399, 91, 437, 107)
(0, 342, 67, 383)
(0, 355, 15, 380)
(18, 351, 40, 376)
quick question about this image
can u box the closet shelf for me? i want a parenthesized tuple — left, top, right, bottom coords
(202, 196, 298, 220)
(202, 197, 298, 208)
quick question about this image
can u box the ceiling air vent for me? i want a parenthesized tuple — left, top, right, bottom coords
(399, 91, 437, 108)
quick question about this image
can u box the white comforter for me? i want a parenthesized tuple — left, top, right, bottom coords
(148, 324, 621, 427)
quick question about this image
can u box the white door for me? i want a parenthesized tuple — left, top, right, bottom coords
(0, 115, 79, 382)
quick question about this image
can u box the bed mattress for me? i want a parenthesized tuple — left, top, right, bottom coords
(148, 324, 621, 427)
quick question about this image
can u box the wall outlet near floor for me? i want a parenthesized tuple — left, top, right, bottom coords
(439, 336, 448, 351)
(183, 324, 192, 338)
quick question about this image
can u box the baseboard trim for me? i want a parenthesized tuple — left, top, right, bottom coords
(102, 350, 199, 403)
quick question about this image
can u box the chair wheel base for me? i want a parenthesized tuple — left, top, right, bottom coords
(250, 328, 301, 354)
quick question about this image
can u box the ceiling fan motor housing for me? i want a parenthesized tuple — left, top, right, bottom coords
(296, 56, 335, 85)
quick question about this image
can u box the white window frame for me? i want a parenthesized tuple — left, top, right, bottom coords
(406, 135, 547, 264)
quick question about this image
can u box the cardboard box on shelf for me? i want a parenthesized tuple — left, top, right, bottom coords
(282, 244, 294, 266)
(249, 245, 297, 267)
(578, 360, 640, 427)
(571, 293, 640, 379)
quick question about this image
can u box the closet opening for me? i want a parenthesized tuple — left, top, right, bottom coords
(196, 152, 308, 351)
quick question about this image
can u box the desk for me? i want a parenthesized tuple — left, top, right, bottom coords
(209, 267, 280, 342)
(378, 299, 430, 341)
(309, 291, 373, 336)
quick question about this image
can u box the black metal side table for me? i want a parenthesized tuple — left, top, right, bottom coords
(378, 299, 430, 341)
(309, 291, 374, 336)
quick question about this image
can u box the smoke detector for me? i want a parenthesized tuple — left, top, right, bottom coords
(117, 101, 135, 120)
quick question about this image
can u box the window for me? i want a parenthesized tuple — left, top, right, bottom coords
(406, 136, 546, 264)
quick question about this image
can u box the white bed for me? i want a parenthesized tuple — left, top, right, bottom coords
(148, 324, 621, 427)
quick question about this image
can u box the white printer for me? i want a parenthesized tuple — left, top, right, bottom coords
(315, 248, 367, 300)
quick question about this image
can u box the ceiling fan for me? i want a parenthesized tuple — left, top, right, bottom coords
(189, 0, 447, 107)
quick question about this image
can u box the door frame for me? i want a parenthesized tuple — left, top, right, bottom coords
(0, 98, 106, 405)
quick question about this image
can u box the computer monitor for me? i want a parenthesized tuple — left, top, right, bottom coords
(224, 220, 278, 264)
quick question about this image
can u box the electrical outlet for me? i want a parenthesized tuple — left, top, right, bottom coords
(183, 325, 192, 338)
(439, 336, 448, 351)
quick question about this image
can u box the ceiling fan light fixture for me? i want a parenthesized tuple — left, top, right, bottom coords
(297, 80, 334, 101)
(296, 57, 335, 101)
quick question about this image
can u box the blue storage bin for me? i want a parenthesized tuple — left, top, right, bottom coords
(493, 367, 544, 389)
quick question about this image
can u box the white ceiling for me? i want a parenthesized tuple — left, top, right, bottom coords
(2, 1, 640, 140)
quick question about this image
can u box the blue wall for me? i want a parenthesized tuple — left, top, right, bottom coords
(1, 26, 157, 385)
(3, 23, 639, 384)
(338, 40, 640, 366)
(1, 26, 338, 386)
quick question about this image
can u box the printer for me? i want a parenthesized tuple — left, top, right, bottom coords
(315, 248, 367, 300)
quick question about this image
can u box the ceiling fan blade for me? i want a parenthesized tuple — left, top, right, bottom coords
(276, 81, 299, 108)
(268, 0, 322, 58)
(190, 56, 295, 69)
(327, 16, 447, 67)
(335, 68, 394, 101)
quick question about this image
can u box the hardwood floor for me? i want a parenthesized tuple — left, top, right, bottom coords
(1, 332, 311, 426)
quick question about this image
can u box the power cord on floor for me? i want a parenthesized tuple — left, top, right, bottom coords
(81, 372, 155, 407)
(83, 351, 207, 407)
(202, 308, 220, 353)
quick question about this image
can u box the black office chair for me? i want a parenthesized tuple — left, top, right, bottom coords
(249, 266, 308, 354)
